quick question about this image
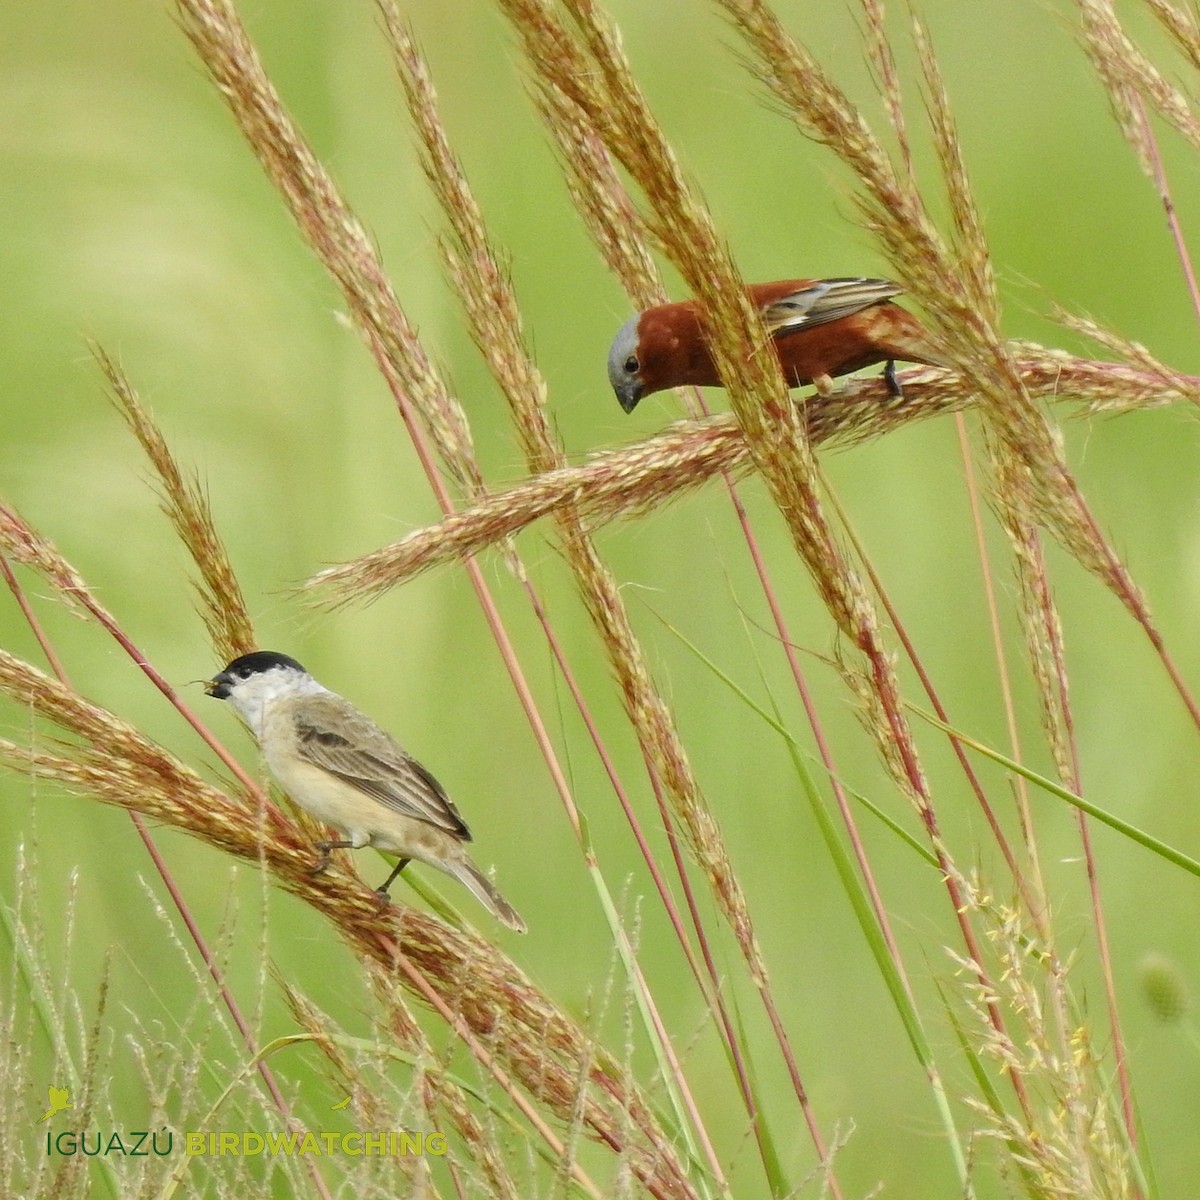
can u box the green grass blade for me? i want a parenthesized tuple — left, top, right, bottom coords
(914, 709, 1200, 877)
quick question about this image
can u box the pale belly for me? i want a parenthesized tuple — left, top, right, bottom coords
(262, 744, 458, 866)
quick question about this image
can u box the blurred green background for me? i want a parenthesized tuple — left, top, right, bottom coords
(3, 0, 1200, 1195)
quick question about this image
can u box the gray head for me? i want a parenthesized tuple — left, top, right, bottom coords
(606, 314, 644, 413)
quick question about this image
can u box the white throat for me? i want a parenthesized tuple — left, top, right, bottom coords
(226, 669, 328, 738)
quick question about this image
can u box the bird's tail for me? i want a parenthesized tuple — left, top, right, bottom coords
(446, 856, 527, 933)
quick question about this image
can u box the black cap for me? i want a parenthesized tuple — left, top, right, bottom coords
(206, 650, 307, 699)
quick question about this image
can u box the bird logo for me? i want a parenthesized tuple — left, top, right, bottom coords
(330, 1093, 352, 1111)
(38, 1086, 73, 1123)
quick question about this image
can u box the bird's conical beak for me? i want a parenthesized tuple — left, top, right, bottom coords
(615, 381, 643, 413)
(205, 672, 231, 699)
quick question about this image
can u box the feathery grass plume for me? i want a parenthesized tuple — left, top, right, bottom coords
(94, 346, 254, 664)
(304, 413, 750, 603)
(1077, 1, 1164, 179)
(1077, 0, 1200, 165)
(304, 351, 1199, 603)
(554, 0, 880, 625)
(175, 0, 483, 503)
(0, 651, 289, 861)
(949, 878, 1139, 1199)
(0, 502, 93, 614)
(378, 3, 759, 969)
(1079, 2, 1200, 329)
(1055, 310, 1200, 411)
(381, 15, 783, 1185)
(535, 81, 665, 311)
(722, 0, 1145, 617)
(0, 499, 272, 806)
(1147, 0, 1200, 72)
(278, 982, 522, 1199)
(0, 494, 333, 852)
(499, 5, 937, 853)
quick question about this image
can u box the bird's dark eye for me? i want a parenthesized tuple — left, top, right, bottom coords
(624, 355, 639, 374)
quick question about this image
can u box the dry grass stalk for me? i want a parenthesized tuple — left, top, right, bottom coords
(175, 0, 483, 504)
(94, 347, 254, 665)
(723, 0, 1147, 630)
(1077, 0, 1200, 167)
(167, 4, 712, 1191)
(949, 878, 1138, 1198)
(1146, 0, 1200, 72)
(306, 351, 1197, 605)
(563, 0, 885, 639)
(379, 5, 762, 972)
(497, 7, 940, 894)
(1054, 315, 1189, 399)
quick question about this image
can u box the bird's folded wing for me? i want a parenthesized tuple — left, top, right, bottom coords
(295, 711, 470, 837)
(761, 277, 904, 336)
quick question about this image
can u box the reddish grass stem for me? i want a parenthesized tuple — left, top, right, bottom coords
(365, 330, 724, 1189)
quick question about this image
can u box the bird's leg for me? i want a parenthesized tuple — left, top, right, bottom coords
(375, 857, 412, 903)
(883, 359, 903, 398)
(310, 839, 357, 876)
